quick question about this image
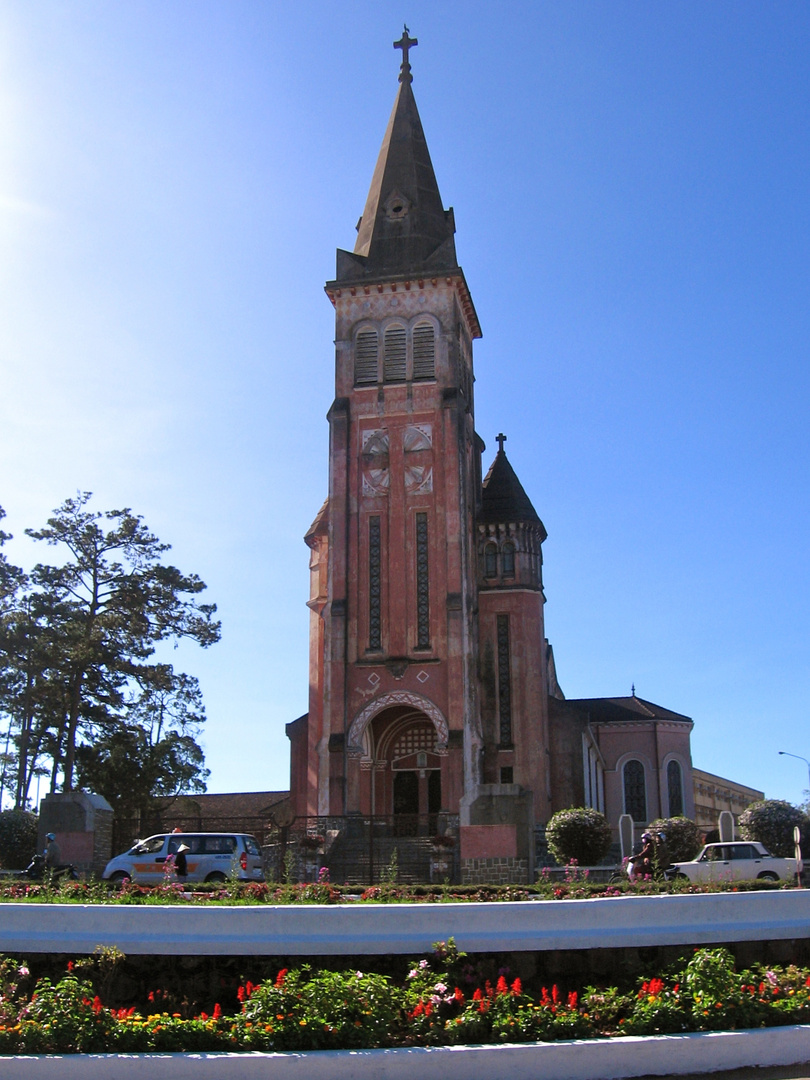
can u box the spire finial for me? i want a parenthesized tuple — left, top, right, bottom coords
(631, 683, 636, 697)
(496, 432, 507, 453)
(394, 25, 418, 84)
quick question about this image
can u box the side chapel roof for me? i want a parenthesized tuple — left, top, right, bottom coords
(563, 696, 693, 726)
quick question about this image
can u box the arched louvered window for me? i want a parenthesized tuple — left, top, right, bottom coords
(667, 760, 684, 817)
(501, 542, 515, 577)
(484, 543, 498, 578)
(355, 330, 378, 385)
(383, 326, 407, 382)
(412, 322, 435, 380)
(623, 759, 647, 822)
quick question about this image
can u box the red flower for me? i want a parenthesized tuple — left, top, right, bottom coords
(496, 976, 509, 996)
(540, 987, 550, 1006)
(511, 978, 522, 996)
(148, 991, 155, 1003)
(67, 961, 74, 972)
(454, 987, 464, 1003)
(246, 981, 255, 998)
(568, 990, 578, 1009)
(92, 996, 103, 1014)
(200, 1012, 208, 1021)
(275, 968, 288, 988)
(472, 988, 483, 1002)
(552, 985, 560, 1005)
(237, 987, 245, 1002)
(213, 1003, 222, 1019)
(424, 1000, 433, 1018)
(412, 1001, 424, 1018)
(485, 980, 494, 999)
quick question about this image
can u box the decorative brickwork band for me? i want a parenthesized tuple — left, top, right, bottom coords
(496, 613, 512, 746)
(347, 691, 449, 756)
(368, 516, 382, 651)
(415, 512, 430, 648)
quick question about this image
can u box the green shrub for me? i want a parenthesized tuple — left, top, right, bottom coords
(0, 809, 38, 870)
(647, 817, 701, 862)
(545, 807, 612, 866)
(738, 800, 809, 858)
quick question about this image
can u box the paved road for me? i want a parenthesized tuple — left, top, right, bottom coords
(636, 1066, 810, 1080)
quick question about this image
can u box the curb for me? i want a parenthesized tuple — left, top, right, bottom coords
(1, 890, 809, 955)
(2, 1026, 810, 1080)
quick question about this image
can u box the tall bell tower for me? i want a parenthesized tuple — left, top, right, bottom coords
(291, 30, 484, 822)
(287, 34, 551, 883)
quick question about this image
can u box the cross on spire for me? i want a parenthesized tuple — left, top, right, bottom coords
(394, 25, 418, 84)
(496, 433, 507, 453)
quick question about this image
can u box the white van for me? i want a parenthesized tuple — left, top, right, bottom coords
(102, 832, 265, 884)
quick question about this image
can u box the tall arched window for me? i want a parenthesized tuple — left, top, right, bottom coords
(623, 760, 647, 822)
(383, 326, 407, 382)
(355, 329, 378, 385)
(412, 322, 435, 380)
(501, 542, 515, 577)
(484, 543, 498, 578)
(667, 760, 684, 817)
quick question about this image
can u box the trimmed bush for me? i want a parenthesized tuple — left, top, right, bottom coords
(738, 799, 809, 858)
(545, 807, 612, 866)
(647, 816, 701, 862)
(0, 809, 38, 871)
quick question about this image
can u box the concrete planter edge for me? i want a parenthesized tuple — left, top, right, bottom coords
(2, 1026, 810, 1080)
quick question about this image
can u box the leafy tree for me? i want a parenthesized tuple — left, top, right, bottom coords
(545, 807, 613, 866)
(75, 666, 210, 820)
(738, 799, 810, 858)
(0, 809, 38, 870)
(0, 507, 24, 611)
(0, 494, 220, 806)
(647, 816, 701, 862)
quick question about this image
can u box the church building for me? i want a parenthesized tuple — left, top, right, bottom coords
(286, 33, 695, 883)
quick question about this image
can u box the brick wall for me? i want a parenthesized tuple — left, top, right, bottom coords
(460, 856, 529, 885)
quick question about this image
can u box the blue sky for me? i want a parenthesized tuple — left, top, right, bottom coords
(1, 2, 808, 807)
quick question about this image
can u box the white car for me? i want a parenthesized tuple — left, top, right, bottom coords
(670, 841, 797, 884)
(103, 832, 265, 885)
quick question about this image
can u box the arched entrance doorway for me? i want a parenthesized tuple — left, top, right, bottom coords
(367, 707, 443, 833)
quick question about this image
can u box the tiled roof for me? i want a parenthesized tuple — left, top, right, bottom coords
(562, 696, 692, 724)
(156, 791, 290, 819)
(481, 449, 543, 527)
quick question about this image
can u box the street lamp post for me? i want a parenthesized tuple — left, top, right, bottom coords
(778, 751, 810, 798)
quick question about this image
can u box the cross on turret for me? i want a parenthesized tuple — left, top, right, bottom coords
(496, 433, 507, 453)
(394, 26, 418, 84)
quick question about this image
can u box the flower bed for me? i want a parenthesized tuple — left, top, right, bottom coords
(1, 943, 809, 1055)
(0, 874, 794, 906)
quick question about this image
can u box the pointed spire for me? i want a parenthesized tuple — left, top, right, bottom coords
(481, 438, 546, 532)
(336, 33, 457, 280)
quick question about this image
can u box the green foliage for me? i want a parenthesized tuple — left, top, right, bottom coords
(0, 493, 219, 806)
(545, 807, 612, 866)
(738, 799, 809, 858)
(0, 808, 38, 870)
(381, 847, 399, 884)
(1, 946, 810, 1053)
(236, 967, 403, 1050)
(647, 816, 701, 862)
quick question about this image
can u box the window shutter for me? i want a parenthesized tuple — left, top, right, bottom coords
(383, 326, 407, 382)
(412, 323, 435, 380)
(355, 330, 378, 385)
